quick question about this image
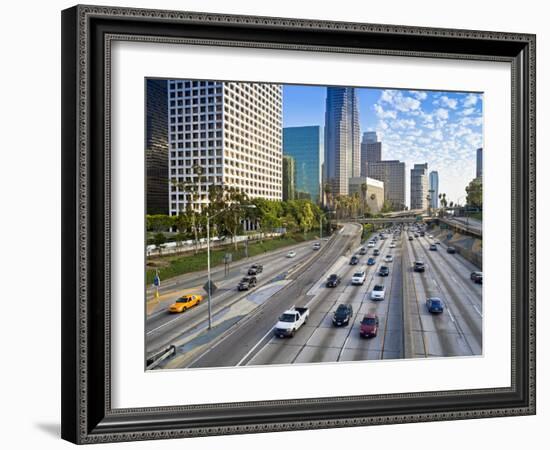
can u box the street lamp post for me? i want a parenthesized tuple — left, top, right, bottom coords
(205, 204, 256, 330)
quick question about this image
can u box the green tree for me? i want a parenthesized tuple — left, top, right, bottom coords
(381, 200, 393, 214)
(153, 232, 166, 255)
(466, 178, 483, 208)
(146, 214, 173, 232)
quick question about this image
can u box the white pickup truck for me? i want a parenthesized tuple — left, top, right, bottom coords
(274, 307, 309, 338)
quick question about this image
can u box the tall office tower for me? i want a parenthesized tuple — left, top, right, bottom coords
(410, 163, 429, 210)
(429, 170, 439, 209)
(283, 126, 323, 203)
(282, 155, 296, 201)
(367, 160, 406, 210)
(360, 131, 382, 177)
(146, 79, 169, 215)
(324, 87, 360, 197)
(167, 80, 283, 215)
(476, 147, 483, 179)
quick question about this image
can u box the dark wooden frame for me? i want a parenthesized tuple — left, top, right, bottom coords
(61, 4, 536, 444)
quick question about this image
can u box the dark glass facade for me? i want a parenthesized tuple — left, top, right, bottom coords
(283, 126, 323, 203)
(146, 79, 169, 215)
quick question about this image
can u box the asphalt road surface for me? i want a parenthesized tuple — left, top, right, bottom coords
(149, 223, 482, 369)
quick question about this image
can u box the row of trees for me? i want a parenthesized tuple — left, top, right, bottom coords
(147, 184, 326, 252)
(323, 182, 396, 219)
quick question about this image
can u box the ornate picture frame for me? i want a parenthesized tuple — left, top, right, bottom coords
(61, 5, 535, 444)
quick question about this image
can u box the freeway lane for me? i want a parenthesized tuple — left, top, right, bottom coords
(146, 238, 328, 354)
(183, 222, 363, 369)
(407, 235, 482, 356)
(246, 232, 402, 365)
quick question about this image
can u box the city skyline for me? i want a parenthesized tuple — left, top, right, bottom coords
(283, 85, 483, 206)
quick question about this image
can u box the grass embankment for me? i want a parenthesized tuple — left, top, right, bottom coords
(468, 212, 483, 221)
(146, 231, 321, 284)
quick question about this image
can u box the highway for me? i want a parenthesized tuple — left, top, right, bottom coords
(146, 238, 331, 354)
(148, 222, 482, 370)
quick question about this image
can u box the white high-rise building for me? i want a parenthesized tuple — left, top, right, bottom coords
(429, 171, 439, 209)
(367, 160, 406, 211)
(410, 163, 429, 210)
(167, 80, 283, 214)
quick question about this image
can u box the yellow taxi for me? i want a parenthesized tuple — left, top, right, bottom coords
(168, 294, 203, 313)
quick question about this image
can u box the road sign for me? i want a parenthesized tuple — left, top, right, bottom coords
(224, 253, 232, 263)
(153, 275, 160, 287)
(203, 280, 218, 295)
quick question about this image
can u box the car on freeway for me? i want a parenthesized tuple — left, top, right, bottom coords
(379, 265, 390, 276)
(470, 271, 483, 284)
(360, 313, 380, 337)
(389, 243, 396, 248)
(434, 240, 441, 245)
(168, 294, 203, 313)
(409, 236, 414, 241)
(367, 241, 375, 248)
(312, 242, 321, 250)
(286, 251, 297, 258)
(237, 276, 257, 291)
(384, 255, 394, 263)
(414, 233, 419, 238)
(420, 231, 425, 236)
(332, 304, 353, 326)
(373, 249, 380, 256)
(359, 247, 367, 255)
(429, 244, 437, 251)
(326, 274, 342, 288)
(351, 271, 366, 285)
(447, 246, 457, 254)
(349, 255, 360, 265)
(414, 261, 425, 272)
(274, 307, 309, 338)
(367, 257, 376, 266)
(247, 264, 263, 275)
(370, 284, 386, 300)
(426, 297, 445, 314)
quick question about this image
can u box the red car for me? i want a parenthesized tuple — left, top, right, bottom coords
(359, 313, 380, 338)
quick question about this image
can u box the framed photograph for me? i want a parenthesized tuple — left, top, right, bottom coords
(61, 5, 536, 444)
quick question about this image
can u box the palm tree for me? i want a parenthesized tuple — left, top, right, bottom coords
(360, 182, 368, 216)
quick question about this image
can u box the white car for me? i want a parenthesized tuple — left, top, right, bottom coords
(389, 243, 396, 248)
(367, 241, 375, 248)
(371, 284, 386, 301)
(351, 271, 366, 285)
(286, 251, 297, 258)
(384, 255, 394, 263)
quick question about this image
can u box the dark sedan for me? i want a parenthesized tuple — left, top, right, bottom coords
(378, 266, 390, 276)
(470, 271, 483, 284)
(326, 274, 342, 288)
(367, 257, 376, 266)
(349, 255, 359, 265)
(248, 264, 263, 275)
(237, 276, 257, 291)
(332, 304, 353, 326)
(446, 246, 457, 254)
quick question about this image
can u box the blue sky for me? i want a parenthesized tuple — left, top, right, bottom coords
(283, 85, 483, 206)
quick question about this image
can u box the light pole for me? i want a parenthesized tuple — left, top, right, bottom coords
(205, 204, 256, 329)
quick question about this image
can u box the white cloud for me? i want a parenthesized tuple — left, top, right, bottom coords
(434, 95, 458, 109)
(391, 119, 416, 130)
(373, 104, 397, 119)
(410, 90, 428, 101)
(463, 93, 480, 107)
(461, 108, 475, 116)
(430, 129, 444, 140)
(435, 108, 449, 120)
(380, 90, 421, 112)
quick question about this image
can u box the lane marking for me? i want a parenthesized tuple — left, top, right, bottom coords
(473, 304, 483, 317)
(236, 325, 276, 366)
(448, 309, 456, 324)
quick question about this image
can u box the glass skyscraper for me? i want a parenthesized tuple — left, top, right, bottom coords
(146, 79, 169, 215)
(283, 126, 323, 203)
(324, 87, 360, 196)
